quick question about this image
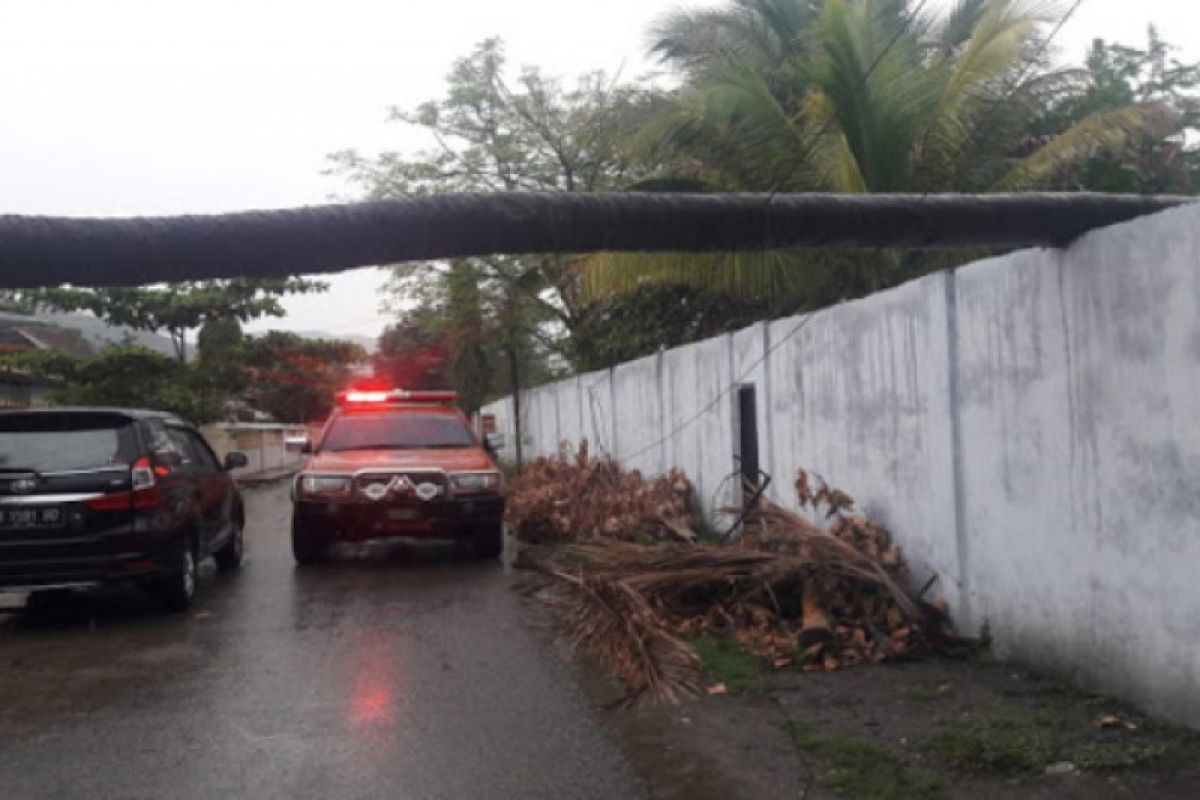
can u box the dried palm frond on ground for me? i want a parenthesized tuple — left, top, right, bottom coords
(514, 455, 963, 704)
(505, 440, 698, 544)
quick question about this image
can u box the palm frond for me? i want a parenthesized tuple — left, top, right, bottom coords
(919, 1, 1044, 173)
(991, 104, 1153, 190)
(802, 90, 869, 191)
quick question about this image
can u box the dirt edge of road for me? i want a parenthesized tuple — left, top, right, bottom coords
(566, 642, 1200, 800)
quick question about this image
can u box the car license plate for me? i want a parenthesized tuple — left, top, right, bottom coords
(387, 508, 420, 521)
(0, 505, 64, 530)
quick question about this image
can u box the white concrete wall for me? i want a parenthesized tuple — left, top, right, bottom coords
(953, 205, 1200, 725)
(766, 272, 963, 615)
(201, 423, 306, 479)
(613, 353, 665, 475)
(481, 203, 1200, 726)
(578, 368, 616, 457)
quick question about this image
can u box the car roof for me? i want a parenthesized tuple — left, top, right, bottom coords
(0, 406, 187, 425)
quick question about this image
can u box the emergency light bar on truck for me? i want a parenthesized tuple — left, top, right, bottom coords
(335, 388, 460, 406)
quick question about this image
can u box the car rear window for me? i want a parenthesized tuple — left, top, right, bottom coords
(321, 411, 475, 452)
(0, 413, 139, 472)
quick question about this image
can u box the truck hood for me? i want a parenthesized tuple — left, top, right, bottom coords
(304, 448, 495, 474)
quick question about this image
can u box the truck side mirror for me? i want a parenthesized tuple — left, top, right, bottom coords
(286, 436, 312, 454)
(224, 451, 249, 470)
(485, 433, 505, 452)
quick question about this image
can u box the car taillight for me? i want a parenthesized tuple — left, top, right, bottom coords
(132, 457, 156, 490)
(86, 491, 133, 511)
(86, 457, 164, 511)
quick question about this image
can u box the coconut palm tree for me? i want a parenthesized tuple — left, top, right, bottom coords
(584, 0, 1158, 304)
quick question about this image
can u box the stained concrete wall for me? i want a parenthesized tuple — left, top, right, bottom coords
(765, 272, 963, 615)
(481, 203, 1200, 726)
(953, 205, 1200, 724)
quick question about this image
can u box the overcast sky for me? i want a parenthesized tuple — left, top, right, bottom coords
(1, 0, 1197, 341)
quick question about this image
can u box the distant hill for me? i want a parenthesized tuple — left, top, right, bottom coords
(0, 311, 177, 358)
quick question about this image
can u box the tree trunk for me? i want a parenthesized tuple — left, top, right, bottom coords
(171, 329, 187, 363)
(0, 193, 1185, 288)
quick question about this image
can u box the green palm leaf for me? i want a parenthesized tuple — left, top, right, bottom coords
(992, 104, 1154, 190)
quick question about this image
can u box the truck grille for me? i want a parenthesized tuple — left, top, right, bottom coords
(354, 471, 448, 502)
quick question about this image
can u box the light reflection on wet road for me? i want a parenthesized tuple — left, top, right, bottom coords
(0, 483, 643, 799)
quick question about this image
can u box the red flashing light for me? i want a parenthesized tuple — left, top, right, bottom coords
(336, 388, 460, 406)
(346, 390, 391, 403)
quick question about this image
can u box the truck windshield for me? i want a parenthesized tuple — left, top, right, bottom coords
(0, 413, 139, 472)
(321, 411, 475, 452)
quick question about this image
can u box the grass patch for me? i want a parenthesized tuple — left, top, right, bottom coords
(785, 720, 944, 799)
(927, 713, 1064, 773)
(1072, 741, 1171, 770)
(690, 635, 764, 695)
(927, 709, 1179, 775)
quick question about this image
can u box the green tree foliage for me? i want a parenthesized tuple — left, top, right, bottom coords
(374, 321, 451, 390)
(645, 0, 1159, 193)
(379, 257, 558, 412)
(1, 347, 224, 424)
(571, 283, 757, 370)
(585, 0, 1193, 308)
(328, 8, 1200, 382)
(238, 332, 367, 423)
(329, 38, 662, 393)
(195, 317, 247, 399)
(1033, 27, 1200, 192)
(196, 317, 244, 360)
(13, 278, 326, 362)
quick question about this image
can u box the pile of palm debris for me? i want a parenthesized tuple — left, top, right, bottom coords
(505, 440, 699, 544)
(515, 459, 962, 704)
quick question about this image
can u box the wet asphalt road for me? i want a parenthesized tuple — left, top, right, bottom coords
(0, 482, 644, 800)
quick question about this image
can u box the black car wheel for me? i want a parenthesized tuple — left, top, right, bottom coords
(472, 521, 504, 560)
(156, 536, 198, 612)
(292, 516, 331, 565)
(214, 521, 244, 571)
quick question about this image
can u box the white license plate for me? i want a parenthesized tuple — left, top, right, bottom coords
(0, 506, 63, 529)
(386, 508, 419, 521)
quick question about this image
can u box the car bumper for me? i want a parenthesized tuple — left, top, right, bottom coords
(0, 524, 185, 591)
(294, 495, 505, 541)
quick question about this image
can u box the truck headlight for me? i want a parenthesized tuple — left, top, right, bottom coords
(299, 475, 351, 495)
(450, 472, 501, 492)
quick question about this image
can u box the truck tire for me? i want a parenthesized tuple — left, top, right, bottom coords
(292, 516, 331, 565)
(472, 521, 504, 560)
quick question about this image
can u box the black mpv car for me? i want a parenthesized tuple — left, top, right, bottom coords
(0, 408, 248, 611)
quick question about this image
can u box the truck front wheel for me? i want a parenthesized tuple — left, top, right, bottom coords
(472, 521, 504, 560)
(292, 516, 331, 565)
